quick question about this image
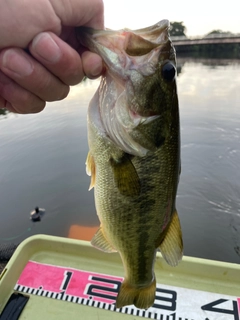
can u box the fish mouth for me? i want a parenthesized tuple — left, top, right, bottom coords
(93, 19, 169, 55)
(77, 21, 175, 157)
(76, 20, 173, 70)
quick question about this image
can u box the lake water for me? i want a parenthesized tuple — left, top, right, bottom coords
(0, 57, 240, 264)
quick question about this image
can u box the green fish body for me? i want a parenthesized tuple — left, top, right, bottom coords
(77, 20, 183, 309)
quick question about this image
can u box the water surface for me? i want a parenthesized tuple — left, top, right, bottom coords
(0, 58, 239, 263)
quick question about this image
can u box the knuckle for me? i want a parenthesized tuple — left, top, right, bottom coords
(44, 84, 69, 102)
(36, 74, 69, 101)
(0, 71, 46, 114)
(60, 53, 83, 86)
(30, 102, 46, 113)
(97, 0, 104, 12)
(14, 92, 45, 114)
(56, 85, 70, 101)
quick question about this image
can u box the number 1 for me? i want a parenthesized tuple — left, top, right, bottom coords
(60, 271, 73, 291)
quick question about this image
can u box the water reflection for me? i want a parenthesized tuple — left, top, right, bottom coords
(0, 80, 100, 244)
(0, 59, 239, 264)
(176, 58, 240, 263)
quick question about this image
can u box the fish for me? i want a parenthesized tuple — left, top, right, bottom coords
(77, 19, 183, 309)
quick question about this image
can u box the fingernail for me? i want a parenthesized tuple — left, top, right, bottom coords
(91, 63, 103, 77)
(2, 49, 33, 77)
(32, 33, 61, 63)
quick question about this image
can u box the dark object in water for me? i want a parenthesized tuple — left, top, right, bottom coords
(0, 242, 17, 262)
(30, 207, 45, 222)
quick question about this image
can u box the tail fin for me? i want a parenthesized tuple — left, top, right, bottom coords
(116, 277, 156, 309)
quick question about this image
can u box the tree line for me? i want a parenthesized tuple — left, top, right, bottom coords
(170, 21, 238, 38)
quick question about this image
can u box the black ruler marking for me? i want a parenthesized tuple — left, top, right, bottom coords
(14, 284, 166, 319)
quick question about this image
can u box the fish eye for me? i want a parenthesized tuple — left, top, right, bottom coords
(162, 62, 176, 82)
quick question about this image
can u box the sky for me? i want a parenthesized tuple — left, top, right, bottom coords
(103, 0, 240, 37)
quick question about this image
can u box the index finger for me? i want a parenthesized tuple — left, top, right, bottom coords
(50, 0, 104, 29)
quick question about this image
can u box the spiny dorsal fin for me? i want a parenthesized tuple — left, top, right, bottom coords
(91, 227, 117, 253)
(110, 154, 141, 197)
(158, 210, 183, 266)
(85, 152, 96, 190)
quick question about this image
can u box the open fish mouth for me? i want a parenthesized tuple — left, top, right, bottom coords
(77, 20, 175, 79)
(77, 20, 176, 157)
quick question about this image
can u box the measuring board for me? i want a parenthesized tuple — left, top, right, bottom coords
(1, 235, 240, 320)
(13, 261, 240, 320)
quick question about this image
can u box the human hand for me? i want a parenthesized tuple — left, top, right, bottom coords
(0, 0, 104, 113)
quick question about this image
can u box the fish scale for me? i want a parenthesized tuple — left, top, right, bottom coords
(77, 19, 183, 309)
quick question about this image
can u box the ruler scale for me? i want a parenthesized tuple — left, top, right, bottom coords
(13, 261, 240, 320)
(14, 284, 167, 320)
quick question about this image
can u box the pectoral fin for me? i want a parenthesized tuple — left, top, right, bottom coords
(91, 227, 117, 253)
(86, 152, 96, 190)
(110, 154, 141, 197)
(157, 210, 183, 266)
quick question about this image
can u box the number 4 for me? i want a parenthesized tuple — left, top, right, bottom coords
(201, 299, 239, 320)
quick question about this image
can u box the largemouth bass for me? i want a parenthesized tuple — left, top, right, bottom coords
(77, 20, 183, 309)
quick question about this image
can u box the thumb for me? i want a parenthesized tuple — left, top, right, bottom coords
(50, 0, 104, 29)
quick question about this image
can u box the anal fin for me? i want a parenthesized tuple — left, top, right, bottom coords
(110, 154, 141, 197)
(85, 151, 96, 190)
(158, 210, 183, 266)
(91, 227, 117, 253)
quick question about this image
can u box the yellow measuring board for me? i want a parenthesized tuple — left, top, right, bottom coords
(0, 235, 239, 320)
